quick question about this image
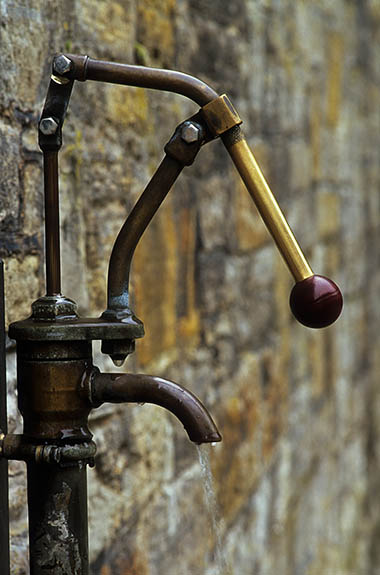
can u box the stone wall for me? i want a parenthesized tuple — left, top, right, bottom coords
(1, 0, 380, 573)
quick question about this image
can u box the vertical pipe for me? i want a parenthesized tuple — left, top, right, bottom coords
(27, 463, 88, 574)
(43, 151, 61, 296)
(0, 260, 10, 575)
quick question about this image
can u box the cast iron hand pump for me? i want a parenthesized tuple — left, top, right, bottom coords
(0, 54, 343, 574)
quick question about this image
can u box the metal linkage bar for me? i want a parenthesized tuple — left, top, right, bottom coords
(100, 113, 212, 364)
(43, 151, 61, 295)
(104, 112, 211, 317)
(39, 75, 74, 296)
(65, 54, 218, 106)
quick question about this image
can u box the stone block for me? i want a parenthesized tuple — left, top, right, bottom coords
(317, 189, 341, 239)
(4, 255, 42, 327)
(133, 197, 178, 366)
(0, 123, 21, 234)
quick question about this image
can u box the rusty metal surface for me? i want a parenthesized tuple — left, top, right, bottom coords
(31, 295, 78, 321)
(27, 463, 88, 575)
(12, 336, 94, 573)
(9, 315, 144, 342)
(13, 336, 93, 572)
(17, 340, 91, 361)
(0, 261, 10, 574)
(65, 54, 218, 106)
(17, 354, 93, 441)
(1, 435, 96, 465)
(90, 371, 222, 444)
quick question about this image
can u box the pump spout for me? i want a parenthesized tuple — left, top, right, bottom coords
(88, 371, 221, 444)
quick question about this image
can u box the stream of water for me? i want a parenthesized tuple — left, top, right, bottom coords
(196, 444, 232, 575)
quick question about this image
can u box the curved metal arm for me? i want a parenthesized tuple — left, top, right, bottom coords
(89, 371, 221, 444)
(104, 155, 183, 316)
(100, 113, 212, 364)
(103, 113, 211, 320)
(65, 54, 218, 106)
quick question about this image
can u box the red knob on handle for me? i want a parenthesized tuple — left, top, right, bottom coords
(289, 275, 343, 329)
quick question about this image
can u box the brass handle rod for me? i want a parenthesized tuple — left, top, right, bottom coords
(222, 127, 313, 283)
(43, 151, 61, 295)
(66, 54, 218, 106)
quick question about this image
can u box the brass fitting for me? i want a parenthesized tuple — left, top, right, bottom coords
(202, 94, 242, 135)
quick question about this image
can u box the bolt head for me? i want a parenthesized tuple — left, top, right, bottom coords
(181, 122, 200, 144)
(31, 295, 78, 320)
(53, 54, 72, 76)
(39, 117, 59, 136)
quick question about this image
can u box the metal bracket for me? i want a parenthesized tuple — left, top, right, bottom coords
(0, 434, 96, 467)
(38, 73, 74, 152)
(201, 93, 242, 136)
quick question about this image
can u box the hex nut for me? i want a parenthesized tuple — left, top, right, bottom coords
(53, 54, 73, 76)
(39, 117, 59, 136)
(180, 122, 200, 144)
(31, 295, 77, 319)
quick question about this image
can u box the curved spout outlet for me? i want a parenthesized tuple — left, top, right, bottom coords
(89, 372, 221, 444)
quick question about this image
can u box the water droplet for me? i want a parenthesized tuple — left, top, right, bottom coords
(111, 357, 125, 367)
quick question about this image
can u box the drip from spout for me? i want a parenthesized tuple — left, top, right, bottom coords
(89, 372, 221, 444)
